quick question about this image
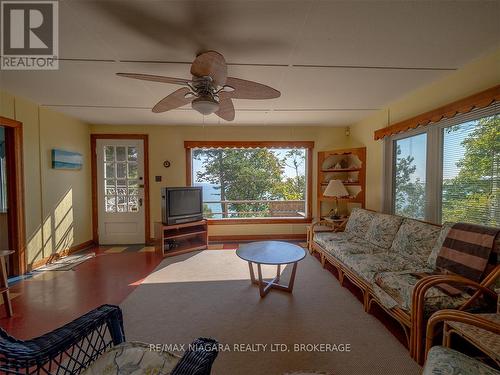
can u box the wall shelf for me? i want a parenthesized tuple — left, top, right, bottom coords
(317, 147, 366, 219)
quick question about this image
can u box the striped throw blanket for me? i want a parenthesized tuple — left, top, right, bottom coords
(436, 222, 500, 283)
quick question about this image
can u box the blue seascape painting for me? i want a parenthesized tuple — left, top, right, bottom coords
(52, 149, 83, 170)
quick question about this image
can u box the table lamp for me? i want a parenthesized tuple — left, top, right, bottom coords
(323, 179, 349, 219)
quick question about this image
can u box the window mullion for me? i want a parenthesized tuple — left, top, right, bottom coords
(425, 126, 441, 223)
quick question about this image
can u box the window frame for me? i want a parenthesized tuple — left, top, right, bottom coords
(384, 103, 498, 224)
(185, 141, 314, 225)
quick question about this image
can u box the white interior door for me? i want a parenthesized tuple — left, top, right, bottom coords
(97, 139, 145, 244)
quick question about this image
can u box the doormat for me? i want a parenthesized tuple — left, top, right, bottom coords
(35, 253, 96, 271)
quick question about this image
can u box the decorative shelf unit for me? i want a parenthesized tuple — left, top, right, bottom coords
(317, 147, 366, 219)
(155, 220, 208, 257)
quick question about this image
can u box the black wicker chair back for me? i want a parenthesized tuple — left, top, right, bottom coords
(0, 304, 125, 375)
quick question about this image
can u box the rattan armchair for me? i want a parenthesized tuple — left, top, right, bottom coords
(426, 309, 500, 362)
(411, 265, 500, 364)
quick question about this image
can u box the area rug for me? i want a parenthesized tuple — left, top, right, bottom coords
(35, 253, 95, 271)
(120, 250, 421, 375)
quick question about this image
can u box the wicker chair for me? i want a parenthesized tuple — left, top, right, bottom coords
(0, 304, 218, 375)
(423, 309, 500, 374)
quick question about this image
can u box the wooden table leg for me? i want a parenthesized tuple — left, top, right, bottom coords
(287, 262, 298, 292)
(248, 261, 256, 284)
(257, 264, 267, 297)
(276, 264, 281, 282)
(0, 256, 12, 317)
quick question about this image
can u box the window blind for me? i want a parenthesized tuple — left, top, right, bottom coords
(441, 102, 499, 226)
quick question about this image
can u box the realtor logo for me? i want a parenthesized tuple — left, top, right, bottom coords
(1, 0, 58, 70)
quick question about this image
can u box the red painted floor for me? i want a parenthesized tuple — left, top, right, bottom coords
(0, 246, 164, 339)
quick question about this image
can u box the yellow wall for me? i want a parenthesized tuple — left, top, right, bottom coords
(90, 124, 349, 237)
(0, 91, 92, 267)
(349, 48, 500, 211)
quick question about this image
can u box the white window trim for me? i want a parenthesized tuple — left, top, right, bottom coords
(384, 102, 499, 223)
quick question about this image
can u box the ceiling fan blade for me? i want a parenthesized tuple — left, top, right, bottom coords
(191, 51, 227, 86)
(152, 88, 193, 113)
(215, 95, 235, 121)
(117, 73, 191, 86)
(225, 77, 281, 100)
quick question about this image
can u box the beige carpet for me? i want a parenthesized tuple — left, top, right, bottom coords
(121, 250, 421, 375)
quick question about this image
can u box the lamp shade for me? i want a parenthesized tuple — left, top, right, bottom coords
(323, 179, 349, 197)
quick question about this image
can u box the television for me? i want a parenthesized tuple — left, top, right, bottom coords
(161, 187, 203, 225)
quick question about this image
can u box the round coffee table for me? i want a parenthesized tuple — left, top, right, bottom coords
(236, 241, 306, 298)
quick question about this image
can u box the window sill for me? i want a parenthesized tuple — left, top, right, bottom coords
(207, 217, 312, 225)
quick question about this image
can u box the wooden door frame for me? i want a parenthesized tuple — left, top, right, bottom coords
(90, 134, 150, 244)
(0, 116, 26, 275)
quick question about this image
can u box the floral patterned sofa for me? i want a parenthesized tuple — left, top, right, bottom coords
(311, 208, 499, 364)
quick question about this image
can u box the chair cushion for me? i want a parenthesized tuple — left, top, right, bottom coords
(423, 346, 500, 375)
(82, 341, 180, 375)
(373, 270, 473, 314)
(344, 208, 376, 238)
(390, 218, 441, 265)
(364, 212, 403, 249)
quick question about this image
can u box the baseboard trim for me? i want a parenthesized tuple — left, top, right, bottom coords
(209, 234, 306, 243)
(28, 239, 95, 272)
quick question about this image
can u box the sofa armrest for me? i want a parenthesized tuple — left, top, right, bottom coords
(311, 220, 336, 231)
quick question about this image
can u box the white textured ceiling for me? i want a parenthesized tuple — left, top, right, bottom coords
(1, 0, 499, 126)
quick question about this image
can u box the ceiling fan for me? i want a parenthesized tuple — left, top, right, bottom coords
(116, 51, 281, 121)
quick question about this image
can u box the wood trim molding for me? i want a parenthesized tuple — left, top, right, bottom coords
(209, 234, 306, 242)
(184, 140, 315, 149)
(184, 140, 314, 223)
(185, 147, 192, 186)
(90, 134, 150, 244)
(208, 218, 312, 225)
(28, 239, 95, 271)
(0, 116, 26, 276)
(374, 84, 500, 140)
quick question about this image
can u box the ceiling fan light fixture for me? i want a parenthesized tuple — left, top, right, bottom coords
(222, 85, 235, 92)
(191, 95, 220, 115)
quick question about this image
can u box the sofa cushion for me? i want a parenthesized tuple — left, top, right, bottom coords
(423, 346, 500, 375)
(341, 253, 412, 284)
(316, 233, 385, 264)
(390, 218, 441, 265)
(314, 231, 356, 249)
(364, 213, 403, 249)
(344, 208, 376, 238)
(373, 270, 473, 314)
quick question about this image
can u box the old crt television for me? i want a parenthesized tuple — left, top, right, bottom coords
(161, 187, 203, 225)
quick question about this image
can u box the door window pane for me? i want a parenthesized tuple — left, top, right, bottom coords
(105, 163, 115, 179)
(104, 146, 114, 161)
(128, 147, 138, 161)
(128, 163, 138, 179)
(103, 144, 141, 214)
(105, 196, 116, 213)
(116, 146, 126, 161)
(442, 115, 499, 226)
(393, 133, 427, 220)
